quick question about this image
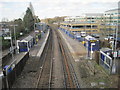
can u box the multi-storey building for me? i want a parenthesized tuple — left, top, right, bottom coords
(60, 22, 100, 34)
(62, 9, 120, 35)
(62, 13, 104, 34)
(104, 9, 120, 25)
(103, 9, 120, 35)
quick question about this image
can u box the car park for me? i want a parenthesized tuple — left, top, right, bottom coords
(91, 34, 100, 38)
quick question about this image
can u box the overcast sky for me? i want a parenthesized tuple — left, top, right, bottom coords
(0, 0, 119, 21)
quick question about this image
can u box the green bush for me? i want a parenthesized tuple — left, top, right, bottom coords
(2, 38, 10, 50)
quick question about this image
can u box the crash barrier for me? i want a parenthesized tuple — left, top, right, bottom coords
(2, 52, 29, 89)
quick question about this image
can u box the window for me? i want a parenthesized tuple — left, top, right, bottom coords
(92, 25, 97, 28)
(72, 26, 84, 29)
(86, 25, 91, 28)
(92, 30, 97, 32)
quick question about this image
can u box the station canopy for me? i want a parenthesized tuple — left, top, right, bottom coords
(22, 35, 33, 42)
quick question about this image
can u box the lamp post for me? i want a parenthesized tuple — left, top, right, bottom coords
(111, 22, 118, 74)
(10, 24, 18, 54)
(90, 16, 92, 35)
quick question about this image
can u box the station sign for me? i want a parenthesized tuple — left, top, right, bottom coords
(113, 51, 117, 57)
(91, 43, 95, 46)
(2, 28, 9, 33)
(4, 37, 11, 40)
(90, 40, 97, 43)
(35, 30, 39, 33)
(4, 28, 10, 33)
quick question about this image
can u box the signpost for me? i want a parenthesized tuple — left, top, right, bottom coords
(35, 30, 39, 33)
(90, 43, 95, 60)
(4, 28, 9, 33)
(4, 37, 11, 40)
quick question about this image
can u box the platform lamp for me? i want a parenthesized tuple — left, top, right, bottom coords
(10, 24, 18, 54)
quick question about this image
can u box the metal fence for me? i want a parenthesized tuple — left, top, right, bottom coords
(2, 52, 29, 89)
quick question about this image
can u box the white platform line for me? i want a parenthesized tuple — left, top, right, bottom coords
(37, 30, 50, 57)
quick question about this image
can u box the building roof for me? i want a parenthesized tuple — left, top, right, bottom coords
(85, 35, 97, 41)
(62, 21, 97, 24)
(100, 48, 112, 52)
(105, 8, 120, 12)
(85, 13, 103, 16)
(23, 35, 33, 41)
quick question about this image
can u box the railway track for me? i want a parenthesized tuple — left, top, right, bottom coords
(35, 25, 80, 88)
(36, 30, 53, 88)
(55, 29, 80, 88)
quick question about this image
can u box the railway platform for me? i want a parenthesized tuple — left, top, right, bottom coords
(2, 31, 35, 58)
(11, 29, 50, 88)
(58, 29, 118, 88)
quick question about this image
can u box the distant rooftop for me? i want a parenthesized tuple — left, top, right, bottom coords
(85, 13, 103, 16)
(62, 21, 97, 24)
(22, 35, 33, 42)
(100, 48, 112, 52)
(105, 8, 120, 12)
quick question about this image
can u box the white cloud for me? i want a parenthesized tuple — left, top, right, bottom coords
(0, 0, 29, 2)
(0, 0, 119, 20)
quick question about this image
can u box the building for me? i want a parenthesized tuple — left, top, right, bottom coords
(61, 13, 104, 34)
(104, 9, 120, 25)
(0, 22, 9, 37)
(64, 13, 104, 23)
(60, 22, 100, 34)
(103, 9, 120, 35)
(64, 16, 85, 22)
(62, 9, 120, 35)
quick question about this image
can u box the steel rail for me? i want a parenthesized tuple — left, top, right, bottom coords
(48, 31, 54, 89)
(55, 30, 75, 88)
(36, 30, 53, 89)
(55, 29, 80, 88)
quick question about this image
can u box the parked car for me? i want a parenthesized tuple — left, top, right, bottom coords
(81, 32, 86, 37)
(91, 34, 100, 38)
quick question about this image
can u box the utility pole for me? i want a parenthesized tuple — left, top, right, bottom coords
(10, 30, 14, 62)
(90, 16, 92, 35)
(111, 22, 118, 74)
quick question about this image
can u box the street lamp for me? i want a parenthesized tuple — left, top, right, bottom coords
(9, 30, 14, 60)
(111, 22, 118, 74)
(10, 24, 18, 54)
